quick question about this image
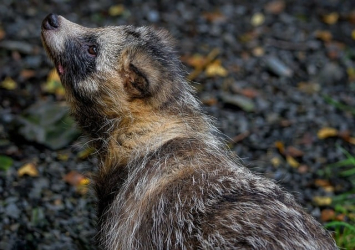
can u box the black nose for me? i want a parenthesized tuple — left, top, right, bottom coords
(42, 13, 59, 30)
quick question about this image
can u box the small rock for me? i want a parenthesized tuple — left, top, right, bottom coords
(5, 203, 20, 219)
(264, 56, 293, 77)
(220, 92, 255, 112)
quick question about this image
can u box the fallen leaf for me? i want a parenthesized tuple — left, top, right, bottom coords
(322, 12, 339, 25)
(205, 59, 228, 77)
(335, 214, 346, 221)
(184, 54, 206, 68)
(20, 69, 36, 79)
(0, 155, 13, 171)
(203, 11, 226, 23)
(64, 171, 88, 186)
(271, 156, 281, 167)
(18, 163, 39, 177)
(286, 155, 300, 168)
(321, 209, 335, 222)
(231, 131, 250, 144)
(240, 88, 259, 98)
(275, 141, 285, 155)
(57, 153, 69, 161)
(1, 77, 17, 90)
(109, 4, 125, 16)
(186, 48, 220, 81)
(77, 147, 95, 160)
(252, 46, 264, 57)
(286, 146, 304, 157)
(0, 27, 5, 40)
(348, 137, 355, 145)
(298, 164, 309, 174)
(317, 127, 338, 139)
(298, 82, 320, 94)
(347, 67, 355, 81)
(314, 179, 334, 192)
(313, 196, 332, 206)
(265, 0, 285, 14)
(43, 68, 65, 97)
(251, 13, 265, 26)
(315, 30, 333, 42)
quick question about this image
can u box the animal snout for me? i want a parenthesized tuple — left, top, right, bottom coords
(42, 13, 59, 30)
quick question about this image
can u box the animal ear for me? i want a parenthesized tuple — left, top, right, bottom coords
(119, 47, 151, 98)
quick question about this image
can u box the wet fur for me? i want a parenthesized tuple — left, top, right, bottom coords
(41, 15, 338, 250)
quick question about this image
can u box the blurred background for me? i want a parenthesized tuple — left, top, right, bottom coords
(0, 0, 355, 249)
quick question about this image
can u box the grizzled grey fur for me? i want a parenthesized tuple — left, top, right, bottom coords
(41, 13, 338, 250)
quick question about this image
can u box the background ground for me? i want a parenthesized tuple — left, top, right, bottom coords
(0, 0, 355, 249)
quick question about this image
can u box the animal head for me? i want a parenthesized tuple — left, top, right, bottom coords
(41, 14, 199, 139)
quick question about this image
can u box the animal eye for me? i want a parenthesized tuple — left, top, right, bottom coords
(88, 45, 97, 56)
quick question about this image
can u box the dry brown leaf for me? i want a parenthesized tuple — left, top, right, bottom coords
(297, 164, 309, 174)
(315, 30, 333, 42)
(109, 4, 125, 16)
(184, 54, 207, 68)
(203, 11, 226, 23)
(298, 82, 320, 94)
(321, 209, 335, 222)
(275, 141, 285, 155)
(322, 12, 339, 25)
(64, 171, 88, 187)
(314, 179, 334, 192)
(187, 48, 220, 80)
(240, 88, 259, 98)
(286, 146, 304, 157)
(317, 127, 338, 139)
(286, 155, 300, 168)
(313, 196, 332, 206)
(335, 214, 346, 221)
(205, 59, 228, 77)
(348, 137, 355, 145)
(20, 69, 36, 79)
(0, 27, 5, 40)
(1, 77, 17, 90)
(18, 163, 39, 177)
(265, 0, 285, 14)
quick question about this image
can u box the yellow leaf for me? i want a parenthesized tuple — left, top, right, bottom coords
(349, 137, 355, 145)
(317, 127, 338, 139)
(205, 60, 228, 77)
(57, 153, 69, 161)
(286, 155, 300, 168)
(315, 30, 332, 42)
(313, 196, 332, 206)
(77, 147, 95, 160)
(185, 54, 207, 68)
(275, 141, 285, 154)
(43, 68, 65, 96)
(271, 156, 281, 167)
(1, 77, 17, 90)
(79, 178, 90, 185)
(64, 171, 86, 186)
(322, 12, 339, 25)
(47, 68, 60, 82)
(251, 13, 265, 27)
(109, 4, 125, 16)
(18, 163, 39, 177)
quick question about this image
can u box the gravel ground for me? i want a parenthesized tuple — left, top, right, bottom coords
(1, 0, 355, 249)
